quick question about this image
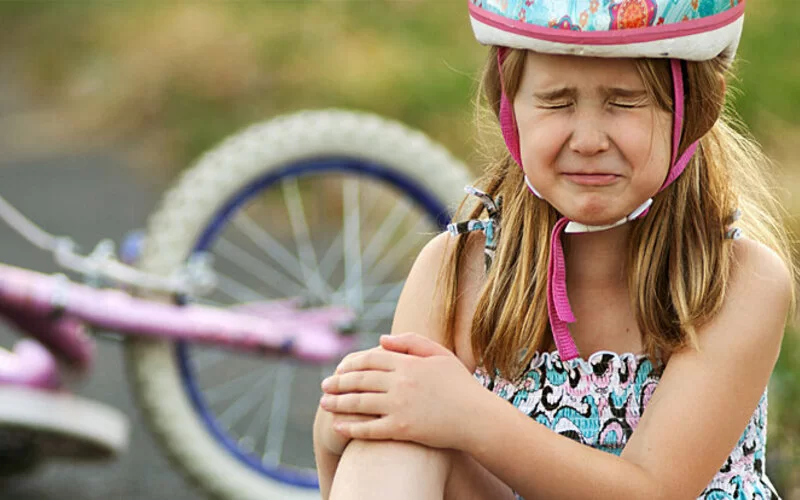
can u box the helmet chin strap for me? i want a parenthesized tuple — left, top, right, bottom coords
(523, 175, 654, 234)
(499, 48, 700, 361)
(564, 198, 654, 234)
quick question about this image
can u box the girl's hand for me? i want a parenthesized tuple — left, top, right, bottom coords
(319, 333, 484, 450)
(313, 405, 374, 457)
(314, 346, 386, 456)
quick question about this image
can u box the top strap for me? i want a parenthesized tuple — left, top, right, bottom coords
(446, 186, 502, 274)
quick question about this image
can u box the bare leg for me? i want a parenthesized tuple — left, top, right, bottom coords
(329, 439, 515, 500)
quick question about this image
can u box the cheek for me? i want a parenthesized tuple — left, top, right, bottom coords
(515, 110, 569, 173)
(614, 112, 672, 184)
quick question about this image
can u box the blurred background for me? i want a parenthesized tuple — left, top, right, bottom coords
(0, 1, 797, 498)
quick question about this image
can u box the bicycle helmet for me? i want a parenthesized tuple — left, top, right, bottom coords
(466, 0, 746, 360)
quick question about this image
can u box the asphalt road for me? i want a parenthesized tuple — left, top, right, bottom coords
(0, 152, 205, 499)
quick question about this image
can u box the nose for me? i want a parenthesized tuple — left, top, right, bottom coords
(568, 111, 610, 156)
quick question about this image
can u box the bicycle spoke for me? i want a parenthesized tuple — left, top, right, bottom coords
(376, 280, 405, 303)
(359, 302, 398, 323)
(215, 237, 306, 297)
(283, 178, 333, 301)
(204, 368, 270, 406)
(318, 177, 377, 287)
(318, 229, 344, 284)
(263, 360, 295, 465)
(218, 370, 276, 430)
(361, 279, 406, 303)
(358, 280, 405, 333)
(361, 299, 403, 313)
(243, 383, 278, 454)
(359, 316, 396, 336)
(214, 274, 267, 302)
(192, 349, 228, 372)
(363, 218, 429, 289)
(232, 213, 307, 285)
(342, 179, 364, 312)
(361, 198, 412, 272)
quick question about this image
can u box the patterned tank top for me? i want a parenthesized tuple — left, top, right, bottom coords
(448, 187, 781, 500)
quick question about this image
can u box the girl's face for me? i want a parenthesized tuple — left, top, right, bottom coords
(514, 52, 672, 226)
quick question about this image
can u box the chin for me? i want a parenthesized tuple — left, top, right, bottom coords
(560, 199, 626, 226)
(569, 214, 625, 227)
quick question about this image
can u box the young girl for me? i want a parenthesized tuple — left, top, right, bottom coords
(314, 1, 796, 498)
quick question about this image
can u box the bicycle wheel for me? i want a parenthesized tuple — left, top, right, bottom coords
(125, 109, 471, 500)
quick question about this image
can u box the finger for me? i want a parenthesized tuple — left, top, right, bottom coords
(331, 413, 376, 434)
(336, 349, 402, 374)
(319, 392, 387, 415)
(336, 347, 383, 371)
(332, 413, 375, 425)
(379, 333, 451, 358)
(322, 370, 391, 395)
(334, 416, 397, 441)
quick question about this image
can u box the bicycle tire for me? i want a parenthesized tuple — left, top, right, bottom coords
(125, 109, 472, 499)
(0, 386, 129, 465)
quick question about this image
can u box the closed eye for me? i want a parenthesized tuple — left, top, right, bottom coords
(610, 102, 641, 109)
(609, 96, 649, 109)
(538, 102, 573, 110)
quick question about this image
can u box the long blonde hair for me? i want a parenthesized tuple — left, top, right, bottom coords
(439, 47, 797, 379)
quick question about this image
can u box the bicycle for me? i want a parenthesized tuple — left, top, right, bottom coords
(0, 109, 472, 499)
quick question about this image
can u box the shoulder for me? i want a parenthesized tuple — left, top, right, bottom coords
(730, 236, 793, 284)
(390, 230, 487, 368)
(688, 237, 792, 367)
(725, 238, 794, 333)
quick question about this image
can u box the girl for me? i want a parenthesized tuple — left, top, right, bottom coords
(314, 1, 796, 498)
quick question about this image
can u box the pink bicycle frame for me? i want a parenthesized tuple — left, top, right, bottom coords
(0, 263, 357, 388)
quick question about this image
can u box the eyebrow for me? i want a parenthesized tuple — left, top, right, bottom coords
(602, 87, 648, 98)
(533, 87, 578, 100)
(533, 86, 648, 100)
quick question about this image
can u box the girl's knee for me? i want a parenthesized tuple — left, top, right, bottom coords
(345, 438, 453, 463)
(333, 439, 454, 498)
(342, 439, 455, 480)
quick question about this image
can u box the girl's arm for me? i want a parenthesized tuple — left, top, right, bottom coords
(312, 429, 338, 500)
(313, 230, 486, 497)
(312, 408, 343, 500)
(464, 238, 792, 499)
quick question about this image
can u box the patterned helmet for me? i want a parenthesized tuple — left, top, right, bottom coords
(468, 0, 745, 63)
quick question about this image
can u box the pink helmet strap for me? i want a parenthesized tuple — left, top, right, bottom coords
(498, 48, 523, 168)
(496, 48, 700, 360)
(664, 59, 699, 188)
